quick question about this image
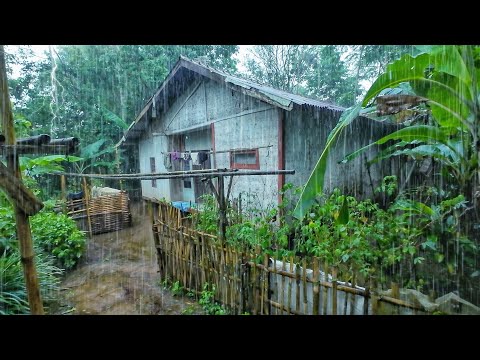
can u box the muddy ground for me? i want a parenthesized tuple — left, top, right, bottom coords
(51, 202, 203, 315)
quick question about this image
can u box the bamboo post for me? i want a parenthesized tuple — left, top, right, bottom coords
(263, 253, 270, 315)
(370, 276, 379, 315)
(363, 283, 370, 315)
(272, 257, 277, 315)
(280, 257, 286, 315)
(82, 177, 93, 238)
(332, 267, 338, 315)
(313, 258, 320, 315)
(252, 251, 258, 315)
(217, 175, 227, 245)
(0, 46, 44, 314)
(295, 258, 301, 314)
(288, 257, 293, 314)
(350, 273, 356, 315)
(60, 174, 66, 212)
(391, 282, 400, 315)
(323, 263, 329, 315)
(302, 258, 308, 314)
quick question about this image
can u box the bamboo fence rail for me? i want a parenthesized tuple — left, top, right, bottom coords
(151, 201, 433, 315)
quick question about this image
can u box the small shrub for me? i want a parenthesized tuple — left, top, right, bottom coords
(199, 283, 226, 315)
(30, 210, 86, 270)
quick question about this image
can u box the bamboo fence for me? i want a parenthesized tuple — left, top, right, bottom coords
(67, 191, 132, 235)
(151, 201, 432, 315)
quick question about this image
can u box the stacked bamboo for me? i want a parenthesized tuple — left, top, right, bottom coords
(151, 201, 432, 315)
(67, 191, 132, 235)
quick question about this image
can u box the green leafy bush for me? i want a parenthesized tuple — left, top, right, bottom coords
(30, 210, 86, 270)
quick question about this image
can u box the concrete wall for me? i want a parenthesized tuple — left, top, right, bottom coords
(138, 133, 170, 201)
(139, 78, 279, 208)
(214, 106, 279, 210)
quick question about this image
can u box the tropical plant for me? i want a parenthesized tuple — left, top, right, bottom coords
(30, 209, 86, 269)
(294, 45, 480, 221)
(0, 246, 63, 315)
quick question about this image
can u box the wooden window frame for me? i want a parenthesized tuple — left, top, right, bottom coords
(230, 148, 260, 170)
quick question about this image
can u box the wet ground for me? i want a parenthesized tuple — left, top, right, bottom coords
(51, 202, 203, 315)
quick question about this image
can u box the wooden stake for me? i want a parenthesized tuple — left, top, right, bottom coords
(0, 46, 44, 314)
(82, 177, 93, 238)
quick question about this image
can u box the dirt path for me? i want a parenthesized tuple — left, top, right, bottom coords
(53, 202, 202, 315)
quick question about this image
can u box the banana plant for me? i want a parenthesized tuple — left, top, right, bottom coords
(294, 45, 480, 220)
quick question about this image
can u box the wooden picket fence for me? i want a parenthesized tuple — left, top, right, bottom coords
(150, 201, 431, 315)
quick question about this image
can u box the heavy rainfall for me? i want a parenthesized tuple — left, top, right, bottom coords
(0, 45, 479, 315)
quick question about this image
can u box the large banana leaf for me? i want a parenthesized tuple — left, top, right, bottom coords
(293, 45, 478, 221)
(102, 108, 128, 130)
(340, 125, 452, 164)
(292, 104, 361, 219)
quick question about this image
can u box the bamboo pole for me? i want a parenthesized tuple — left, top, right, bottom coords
(263, 253, 270, 315)
(0, 46, 44, 314)
(313, 258, 320, 315)
(267, 299, 302, 315)
(272, 257, 277, 315)
(332, 267, 338, 315)
(252, 252, 258, 315)
(288, 257, 293, 315)
(302, 258, 308, 314)
(323, 263, 329, 315)
(60, 174, 67, 212)
(82, 177, 93, 238)
(280, 257, 286, 315)
(391, 282, 400, 315)
(350, 274, 356, 315)
(0, 162, 44, 215)
(55, 169, 295, 180)
(294, 258, 300, 314)
(370, 277, 379, 315)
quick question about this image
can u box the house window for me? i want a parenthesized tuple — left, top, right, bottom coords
(230, 148, 259, 170)
(150, 157, 157, 188)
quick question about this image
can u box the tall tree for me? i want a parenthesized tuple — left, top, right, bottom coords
(243, 45, 358, 107)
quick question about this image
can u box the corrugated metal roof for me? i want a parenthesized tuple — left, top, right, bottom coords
(116, 56, 345, 147)
(183, 56, 345, 112)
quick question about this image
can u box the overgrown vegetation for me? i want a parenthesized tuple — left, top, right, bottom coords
(0, 240, 63, 315)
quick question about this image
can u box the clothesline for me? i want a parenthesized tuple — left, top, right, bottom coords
(160, 144, 273, 155)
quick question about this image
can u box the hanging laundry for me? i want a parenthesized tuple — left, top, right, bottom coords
(198, 151, 209, 164)
(191, 152, 200, 165)
(183, 152, 191, 161)
(163, 153, 172, 170)
(171, 151, 180, 161)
